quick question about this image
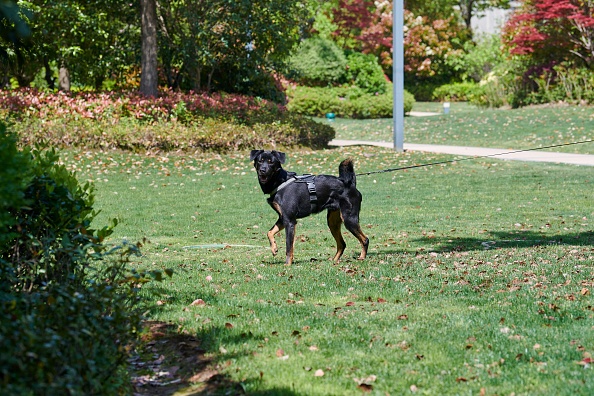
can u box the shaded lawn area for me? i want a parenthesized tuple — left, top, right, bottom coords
(65, 144, 594, 395)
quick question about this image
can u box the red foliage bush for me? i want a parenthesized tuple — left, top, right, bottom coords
(503, 0, 594, 67)
(0, 89, 285, 124)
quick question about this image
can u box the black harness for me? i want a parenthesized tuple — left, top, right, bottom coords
(269, 174, 318, 212)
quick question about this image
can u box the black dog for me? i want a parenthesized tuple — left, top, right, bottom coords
(250, 150, 369, 265)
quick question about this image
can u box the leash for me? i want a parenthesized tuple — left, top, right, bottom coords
(356, 139, 594, 176)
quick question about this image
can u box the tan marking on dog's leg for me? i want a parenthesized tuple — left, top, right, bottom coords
(342, 213, 369, 260)
(267, 223, 283, 256)
(327, 210, 346, 262)
(267, 202, 284, 258)
(357, 234, 369, 260)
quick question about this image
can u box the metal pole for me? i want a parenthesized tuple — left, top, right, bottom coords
(393, 0, 404, 151)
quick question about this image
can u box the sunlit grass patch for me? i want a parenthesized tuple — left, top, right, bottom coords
(328, 103, 594, 154)
(63, 144, 594, 395)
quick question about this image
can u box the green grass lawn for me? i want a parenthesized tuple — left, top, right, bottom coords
(326, 103, 594, 154)
(66, 122, 594, 395)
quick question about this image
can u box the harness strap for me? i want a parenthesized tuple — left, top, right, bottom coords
(269, 174, 318, 212)
(269, 177, 296, 196)
(305, 178, 318, 212)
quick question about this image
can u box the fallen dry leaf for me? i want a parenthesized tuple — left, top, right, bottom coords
(190, 298, 206, 306)
(354, 374, 377, 385)
(189, 368, 218, 383)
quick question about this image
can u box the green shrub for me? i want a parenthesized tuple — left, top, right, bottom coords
(468, 59, 527, 108)
(0, 135, 172, 395)
(446, 34, 505, 83)
(528, 63, 594, 105)
(286, 85, 415, 119)
(346, 52, 388, 95)
(287, 37, 347, 86)
(433, 81, 480, 102)
(0, 123, 30, 248)
(404, 78, 443, 102)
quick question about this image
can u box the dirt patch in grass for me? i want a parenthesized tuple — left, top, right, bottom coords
(130, 321, 242, 396)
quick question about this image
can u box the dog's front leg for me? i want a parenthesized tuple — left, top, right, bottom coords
(284, 221, 297, 266)
(267, 220, 284, 257)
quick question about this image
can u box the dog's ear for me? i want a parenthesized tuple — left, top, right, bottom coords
(271, 151, 286, 164)
(250, 150, 264, 161)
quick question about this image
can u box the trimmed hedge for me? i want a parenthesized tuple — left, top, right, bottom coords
(433, 81, 480, 102)
(11, 114, 334, 152)
(286, 85, 415, 119)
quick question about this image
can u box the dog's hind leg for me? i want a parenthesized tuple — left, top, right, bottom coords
(344, 219, 369, 260)
(341, 201, 369, 260)
(267, 220, 284, 257)
(327, 210, 346, 262)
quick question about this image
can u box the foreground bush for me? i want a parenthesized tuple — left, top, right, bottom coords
(0, 89, 335, 151)
(286, 84, 415, 119)
(0, 126, 170, 394)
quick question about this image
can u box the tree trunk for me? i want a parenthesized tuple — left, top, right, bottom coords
(43, 57, 55, 90)
(140, 0, 158, 97)
(59, 66, 70, 91)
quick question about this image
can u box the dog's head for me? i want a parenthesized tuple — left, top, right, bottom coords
(250, 150, 286, 184)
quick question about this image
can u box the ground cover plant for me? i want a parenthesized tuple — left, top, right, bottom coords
(328, 103, 594, 154)
(0, 89, 335, 151)
(65, 133, 594, 394)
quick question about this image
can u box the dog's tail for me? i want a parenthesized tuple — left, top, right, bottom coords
(339, 158, 356, 187)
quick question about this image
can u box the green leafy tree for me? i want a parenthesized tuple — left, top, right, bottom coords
(406, 0, 511, 36)
(156, 0, 308, 98)
(1, 1, 34, 86)
(458, 0, 511, 32)
(3, 0, 138, 89)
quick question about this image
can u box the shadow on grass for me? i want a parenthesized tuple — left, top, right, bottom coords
(411, 230, 594, 253)
(131, 321, 301, 396)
